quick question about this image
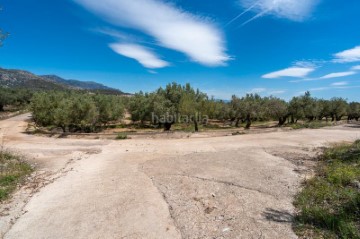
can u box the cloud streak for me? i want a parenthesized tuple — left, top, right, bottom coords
(74, 0, 229, 66)
(239, 0, 320, 24)
(109, 43, 169, 69)
(331, 81, 348, 86)
(333, 46, 360, 63)
(262, 66, 315, 79)
(351, 65, 360, 70)
(320, 71, 356, 79)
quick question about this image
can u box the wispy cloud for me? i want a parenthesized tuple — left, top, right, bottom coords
(333, 46, 360, 63)
(247, 88, 267, 94)
(351, 65, 360, 70)
(262, 66, 315, 79)
(269, 90, 286, 95)
(238, 0, 320, 25)
(331, 81, 348, 86)
(74, 0, 229, 66)
(309, 85, 360, 92)
(320, 71, 356, 79)
(109, 43, 169, 69)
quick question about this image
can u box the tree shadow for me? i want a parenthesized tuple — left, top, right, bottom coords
(262, 208, 294, 223)
(344, 124, 360, 129)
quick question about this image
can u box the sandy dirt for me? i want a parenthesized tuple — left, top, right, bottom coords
(1, 114, 360, 239)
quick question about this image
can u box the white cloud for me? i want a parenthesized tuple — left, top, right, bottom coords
(351, 65, 360, 70)
(262, 66, 315, 79)
(74, 0, 229, 66)
(320, 71, 356, 79)
(269, 90, 286, 95)
(239, 0, 320, 23)
(333, 46, 360, 63)
(309, 87, 329, 92)
(109, 43, 169, 69)
(248, 88, 267, 94)
(331, 81, 348, 86)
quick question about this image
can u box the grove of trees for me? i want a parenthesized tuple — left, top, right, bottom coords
(126, 83, 360, 131)
(14, 83, 360, 133)
(31, 91, 125, 132)
(0, 87, 32, 111)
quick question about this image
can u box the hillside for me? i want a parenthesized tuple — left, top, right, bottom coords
(0, 68, 128, 95)
(0, 68, 68, 90)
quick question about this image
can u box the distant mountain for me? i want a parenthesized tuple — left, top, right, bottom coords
(0, 68, 128, 95)
(0, 68, 67, 90)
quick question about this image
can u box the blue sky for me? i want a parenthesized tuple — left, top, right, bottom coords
(1, 0, 360, 101)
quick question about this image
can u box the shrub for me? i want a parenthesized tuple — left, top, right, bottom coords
(115, 133, 128, 140)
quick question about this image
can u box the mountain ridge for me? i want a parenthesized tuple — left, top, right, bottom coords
(0, 67, 129, 95)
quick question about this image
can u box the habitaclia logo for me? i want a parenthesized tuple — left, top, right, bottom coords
(151, 112, 209, 124)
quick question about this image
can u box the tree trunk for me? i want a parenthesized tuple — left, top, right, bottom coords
(164, 122, 172, 131)
(278, 117, 287, 126)
(235, 118, 240, 127)
(194, 119, 199, 132)
(291, 115, 295, 124)
(0, 104, 4, 112)
(245, 115, 251, 130)
(60, 125, 66, 133)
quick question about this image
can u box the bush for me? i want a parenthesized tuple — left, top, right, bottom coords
(115, 133, 128, 140)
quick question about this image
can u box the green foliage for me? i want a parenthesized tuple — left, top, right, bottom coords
(0, 151, 33, 201)
(263, 96, 289, 125)
(30, 91, 125, 132)
(329, 97, 348, 121)
(115, 133, 128, 140)
(0, 87, 32, 111)
(288, 121, 333, 129)
(288, 92, 349, 123)
(128, 83, 209, 131)
(348, 102, 360, 121)
(294, 141, 360, 238)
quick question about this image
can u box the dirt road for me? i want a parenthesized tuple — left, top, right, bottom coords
(1, 114, 359, 238)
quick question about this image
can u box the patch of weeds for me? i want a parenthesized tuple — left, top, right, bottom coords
(232, 131, 245, 136)
(289, 121, 333, 130)
(0, 151, 33, 201)
(294, 140, 360, 238)
(115, 133, 128, 140)
(172, 124, 199, 132)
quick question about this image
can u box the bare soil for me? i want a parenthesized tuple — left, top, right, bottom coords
(1, 113, 360, 239)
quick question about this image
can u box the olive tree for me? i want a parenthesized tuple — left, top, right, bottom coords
(231, 94, 263, 129)
(263, 97, 289, 126)
(128, 92, 151, 124)
(328, 97, 348, 121)
(0, 87, 14, 111)
(93, 95, 124, 126)
(348, 102, 360, 121)
(288, 97, 304, 123)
